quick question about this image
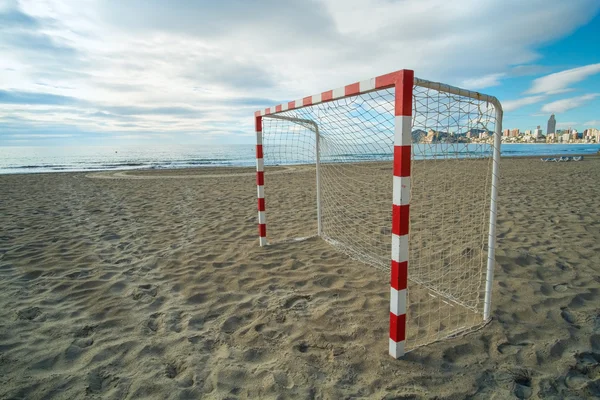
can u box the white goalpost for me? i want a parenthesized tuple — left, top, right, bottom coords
(254, 69, 502, 358)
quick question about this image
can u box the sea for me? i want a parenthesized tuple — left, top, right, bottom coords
(1, 143, 599, 175)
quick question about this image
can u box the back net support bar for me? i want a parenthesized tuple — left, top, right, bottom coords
(254, 70, 502, 358)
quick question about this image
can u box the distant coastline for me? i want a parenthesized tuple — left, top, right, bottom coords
(2, 143, 600, 175)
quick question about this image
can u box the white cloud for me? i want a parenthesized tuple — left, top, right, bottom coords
(502, 95, 546, 112)
(556, 121, 579, 129)
(10, 133, 75, 138)
(527, 63, 600, 94)
(541, 94, 599, 113)
(1, 0, 600, 142)
(584, 120, 600, 127)
(461, 73, 505, 90)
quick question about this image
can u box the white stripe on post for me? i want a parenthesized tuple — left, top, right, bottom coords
(392, 176, 410, 206)
(390, 288, 407, 315)
(389, 339, 405, 358)
(359, 78, 376, 92)
(391, 234, 409, 264)
(394, 116, 413, 146)
(258, 211, 266, 224)
(332, 87, 344, 99)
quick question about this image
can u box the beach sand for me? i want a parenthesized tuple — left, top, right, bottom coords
(1, 156, 600, 399)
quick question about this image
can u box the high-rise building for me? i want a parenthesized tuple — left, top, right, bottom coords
(510, 129, 520, 137)
(503, 129, 510, 137)
(533, 125, 543, 138)
(547, 114, 556, 135)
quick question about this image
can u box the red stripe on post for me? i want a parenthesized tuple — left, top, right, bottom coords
(345, 82, 360, 96)
(258, 223, 266, 237)
(288, 101, 296, 110)
(393, 145, 411, 177)
(375, 71, 400, 89)
(258, 198, 265, 211)
(395, 70, 414, 117)
(275, 105, 282, 113)
(322, 90, 333, 102)
(389, 312, 406, 342)
(303, 96, 312, 106)
(256, 171, 264, 186)
(255, 116, 262, 132)
(254, 110, 261, 117)
(390, 260, 408, 291)
(256, 145, 263, 159)
(392, 204, 410, 236)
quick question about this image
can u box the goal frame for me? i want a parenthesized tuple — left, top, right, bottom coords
(254, 69, 503, 358)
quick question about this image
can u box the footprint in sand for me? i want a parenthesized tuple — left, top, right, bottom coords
(146, 312, 165, 334)
(132, 284, 158, 301)
(16, 306, 41, 320)
(283, 295, 311, 310)
(509, 368, 533, 400)
(497, 342, 531, 355)
(74, 324, 96, 338)
(560, 307, 580, 328)
(86, 369, 119, 394)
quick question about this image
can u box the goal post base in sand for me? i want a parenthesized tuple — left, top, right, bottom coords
(254, 69, 502, 358)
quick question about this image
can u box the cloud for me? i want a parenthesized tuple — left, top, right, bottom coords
(502, 95, 546, 112)
(584, 120, 600, 127)
(556, 121, 579, 129)
(541, 94, 599, 113)
(2, 0, 600, 144)
(0, 90, 80, 105)
(100, 105, 202, 117)
(527, 63, 600, 94)
(461, 73, 505, 90)
(0, 7, 38, 27)
(9, 133, 75, 138)
(100, 0, 337, 44)
(509, 64, 552, 77)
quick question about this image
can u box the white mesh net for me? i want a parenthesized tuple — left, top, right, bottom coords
(260, 80, 499, 351)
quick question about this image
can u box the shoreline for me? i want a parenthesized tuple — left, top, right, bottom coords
(1, 152, 599, 177)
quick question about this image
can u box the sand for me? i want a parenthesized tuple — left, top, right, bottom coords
(1, 156, 600, 399)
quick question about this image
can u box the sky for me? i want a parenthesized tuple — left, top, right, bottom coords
(1, 0, 600, 147)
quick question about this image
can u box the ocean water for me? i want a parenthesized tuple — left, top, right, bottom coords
(1, 143, 599, 175)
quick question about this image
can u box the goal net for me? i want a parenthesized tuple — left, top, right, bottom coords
(255, 70, 501, 357)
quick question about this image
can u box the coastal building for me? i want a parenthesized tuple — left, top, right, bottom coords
(590, 128, 600, 143)
(562, 133, 571, 143)
(510, 129, 520, 137)
(533, 126, 543, 138)
(503, 129, 510, 137)
(546, 133, 556, 143)
(547, 114, 556, 135)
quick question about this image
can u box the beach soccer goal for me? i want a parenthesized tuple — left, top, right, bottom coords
(254, 69, 502, 358)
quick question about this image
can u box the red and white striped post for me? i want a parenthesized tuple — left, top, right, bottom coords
(255, 114, 267, 246)
(389, 69, 413, 358)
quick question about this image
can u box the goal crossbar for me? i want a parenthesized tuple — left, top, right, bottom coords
(254, 69, 502, 359)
